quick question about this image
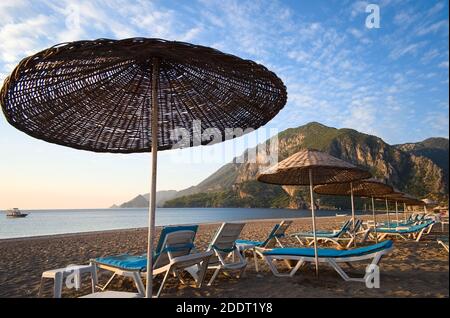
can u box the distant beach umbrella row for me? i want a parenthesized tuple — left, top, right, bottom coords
(257, 149, 372, 276)
(314, 178, 394, 243)
(257, 147, 429, 261)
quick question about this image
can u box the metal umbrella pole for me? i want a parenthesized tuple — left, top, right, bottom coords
(371, 196, 378, 243)
(385, 197, 391, 226)
(350, 182, 357, 246)
(395, 200, 399, 225)
(309, 169, 319, 277)
(145, 58, 159, 298)
(403, 202, 407, 223)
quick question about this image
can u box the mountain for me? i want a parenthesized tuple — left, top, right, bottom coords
(111, 190, 178, 208)
(163, 122, 448, 209)
(395, 137, 449, 186)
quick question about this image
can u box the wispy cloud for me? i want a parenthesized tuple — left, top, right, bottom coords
(415, 19, 449, 36)
(439, 60, 449, 69)
(389, 41, 427, 60)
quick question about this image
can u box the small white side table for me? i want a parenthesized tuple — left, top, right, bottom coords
(39, 264, 98, 298)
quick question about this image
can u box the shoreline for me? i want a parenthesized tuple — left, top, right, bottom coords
(0, 214, 372, 242)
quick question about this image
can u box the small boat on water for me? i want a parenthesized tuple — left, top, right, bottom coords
(336, 213, 348, 217)
(6, 208, 28, 218)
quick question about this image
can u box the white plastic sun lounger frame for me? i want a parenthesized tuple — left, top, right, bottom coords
(263, 245, 393, 282)
(294, 219, 370, 248)
(206, 222, 247, 286)
(239, 220, 293, 272)
(92, 230, 213, 298)
(188, 222, 247, 286)
(377, 222, 435, 242)
(437, 239, 449, 252)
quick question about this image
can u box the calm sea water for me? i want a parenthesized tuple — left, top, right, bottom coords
(0, 208, 360, 239)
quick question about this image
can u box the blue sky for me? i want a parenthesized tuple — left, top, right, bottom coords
(0, 0, 448, 209)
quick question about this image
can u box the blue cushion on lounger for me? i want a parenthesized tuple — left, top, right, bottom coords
(377, 220, 434, 234)
(94, 225, 199, 271)
(291, 231, 340, 238)
(263, 240, 393, 258)
(95, 254, 148, 271)
(236, 223, 284, 247)
(291, 220, 351, 239)
(235, 239, 264, 247)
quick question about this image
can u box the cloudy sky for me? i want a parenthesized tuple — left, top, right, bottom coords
(0, 0, 448, 209)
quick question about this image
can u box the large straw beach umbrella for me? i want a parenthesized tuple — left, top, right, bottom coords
(256, 149, 371, 275)
(314, 178, 393, 243)
(0, 38, 287, 297)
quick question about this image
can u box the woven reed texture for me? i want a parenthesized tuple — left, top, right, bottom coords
(313, 178, 393, 197)
(0, 38, 287, 153)
(256, 149, 372, 186)
(376, 190, 422, 205)
(385, 189, 405, 200)
(391, 193, 424, 205)
(422, 198, 438, 206)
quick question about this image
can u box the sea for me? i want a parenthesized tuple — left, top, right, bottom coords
(0, 207, 363, 239)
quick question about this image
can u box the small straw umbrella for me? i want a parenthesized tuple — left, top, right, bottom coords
(256, 149, 371, 276)
(386, 190, 406, 225)
(395, 194, 424, 222)
(375, 188, 403, 226)
(422, 198, 438, 213)
(0, 38, 287, 297)
(314, 178, 393, 244)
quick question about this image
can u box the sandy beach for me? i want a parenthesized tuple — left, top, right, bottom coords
(0, 216, 448, 298)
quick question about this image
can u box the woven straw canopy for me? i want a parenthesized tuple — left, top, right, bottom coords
(385, 189, 405, 200)
(0, 38, 287, 153)
(422, 198, 438, 206)
(256, 149, 371, 186)
(395, 193, 424, 206)
(313, 178, 393, 197)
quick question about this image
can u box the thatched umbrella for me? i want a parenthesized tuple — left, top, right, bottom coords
(375, 188, 403, 226)
(314, 178, 393, 243)
(422, 198, 438, 213)
(386, 190, 406, 225)
(256, 149, 371, 275)
(394, 194, 424, 222)
(0, 38, 287, 297)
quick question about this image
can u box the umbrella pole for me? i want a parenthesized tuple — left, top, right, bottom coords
(350, 182, 356, 247)
(385, 197, 390, 226)
(371, 196, 378, 243)
(395, 201, 399, 225)
(308, 169, 319, 277)
(145, 58, 159, 298)
(403, 203, 407, 222)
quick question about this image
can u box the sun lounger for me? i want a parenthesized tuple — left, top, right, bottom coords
(235, 220, 292, 271)
(262, 240, 393, 283)
(187, 222, 247, 286)
(376, 214, 429, 228)
(236, 220, 292, 250)
(376, 220, 435, 242)
(437, 238, 449, 252)
(91, 225, 213, 297)
(291, 219, 369, 248)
